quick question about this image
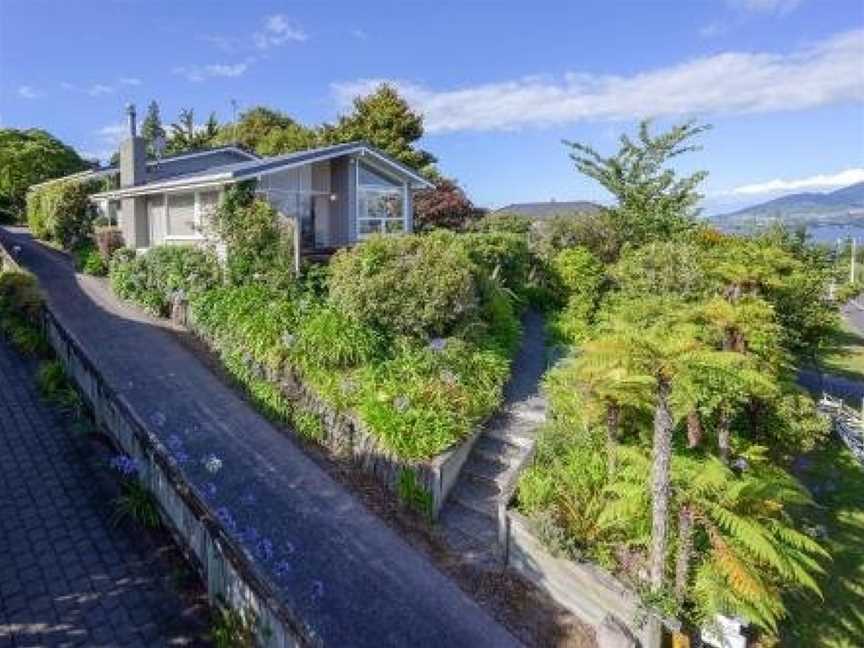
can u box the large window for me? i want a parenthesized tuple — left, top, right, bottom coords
(357, 163, 405, 238)
(167, 192, 196, 237)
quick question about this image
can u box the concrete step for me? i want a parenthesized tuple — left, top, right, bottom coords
(486, 424, 535, 448)
(439, 502, 497, 544)
(473, 435, 522, 465)
(448, 477, 499, 513)
(439, 524, 502, 567)
(462, 454, 509, 481)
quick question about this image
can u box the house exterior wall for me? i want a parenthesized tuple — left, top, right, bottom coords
(120, 196, 148, 249)
(329, 157, 352, 246)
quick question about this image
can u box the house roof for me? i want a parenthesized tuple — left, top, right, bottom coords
(90, 141, 433, 200)
(493, 201, 603, 219)
(29, 146, 258, 191)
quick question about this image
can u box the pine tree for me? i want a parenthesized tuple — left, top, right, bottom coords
(140, 100, 165, 156)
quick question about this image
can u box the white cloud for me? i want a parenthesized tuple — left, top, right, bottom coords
(119, 77, 141, 86)
(727, 168, 864, 196)
(17, 85, 41, 99)
(96, 122, 129, 147)
(727, 0, 802, 13)
(254, 14, 307, 49)
(88, 84, 114, 96)
(331, 29, 864, 133)
(173, 62, 248, 82)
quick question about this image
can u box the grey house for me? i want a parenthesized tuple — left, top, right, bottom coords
(493, 200, 602, 219)
(87, 106, 432, 257)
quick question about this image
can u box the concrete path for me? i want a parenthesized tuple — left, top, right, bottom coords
(0, 227, 519, 648)
(440, 309, 549, 565)
(0, 336, 207, 647)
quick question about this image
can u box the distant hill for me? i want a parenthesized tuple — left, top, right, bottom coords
(712, 181, 864, 230)
(493, 200, 602, 219)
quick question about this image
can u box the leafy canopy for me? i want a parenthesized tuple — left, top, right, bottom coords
(565, 120, 710, 246)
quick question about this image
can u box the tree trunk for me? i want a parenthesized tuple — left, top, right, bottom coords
(649, 378, 674, 591)
(606, 404, 621, 477)
(686, 410, 702, 448)
(674, 505, 694, 603)
(717, 409, 732, 464)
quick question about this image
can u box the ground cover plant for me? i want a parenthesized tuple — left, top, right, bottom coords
(515, 120, 841, 643)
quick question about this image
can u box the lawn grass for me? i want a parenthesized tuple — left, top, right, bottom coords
(784, 440, 864, 647)
(818, 317, 864, 383)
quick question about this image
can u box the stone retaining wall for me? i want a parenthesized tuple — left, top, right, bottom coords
(2, 241, 310, 647)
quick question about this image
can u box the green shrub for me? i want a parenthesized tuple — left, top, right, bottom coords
(293, 306, 383, 370)
(517, 425, 610, 560)
(72, 239, 107, 276)
(211, 184, 294, 287)
(529, 212, 623, 264)
(471, 213, 532, 234)
(328, 233, 477, 338)
(109, 245, 221, 316)
(460, 231, 532, 295)
(0, 270, 42, 323)
(26, 178, 102, 249)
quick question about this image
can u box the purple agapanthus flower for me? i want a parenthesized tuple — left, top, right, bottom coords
(109, 454, 138, 477)
(215, 507, 236, 532)
(274, 560, 292, 578)
(257, 538, 274, 561)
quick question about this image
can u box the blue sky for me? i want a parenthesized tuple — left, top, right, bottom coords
(0, 0, 862, 213)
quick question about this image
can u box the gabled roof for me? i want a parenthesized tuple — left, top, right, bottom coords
(30, 146, 259, 191)
(91, 141, 433, 199)
(493, 201, 603, 219)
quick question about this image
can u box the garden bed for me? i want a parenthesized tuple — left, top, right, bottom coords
(188, 324, 489, 518)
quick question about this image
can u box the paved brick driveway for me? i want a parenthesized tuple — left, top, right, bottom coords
(0, 336, 208, 647)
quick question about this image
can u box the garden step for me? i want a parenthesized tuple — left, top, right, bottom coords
(439, 502, 498, 544)
(486, 424, 535, 447)
(473, 436, 522, 465)
(449, 483, 498, 517)
(439, 524, 502, 567)
(463, 455, 510, 481)
(465, 467, 510, 491)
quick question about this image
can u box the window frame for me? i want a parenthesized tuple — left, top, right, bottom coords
(354, 160, 408, 240)
(162, 189, 221, 242)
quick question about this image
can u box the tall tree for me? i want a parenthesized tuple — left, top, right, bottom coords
(565, 120, 711, 248)
(139, 100, 166, 156)
(0, 128, 87, 223)
(166, 108, 196, 153)
(212, 106, 318, 155)
(322, 83, 436, 171)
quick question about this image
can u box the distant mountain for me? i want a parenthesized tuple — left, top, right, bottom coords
(712, 181, 864, 230)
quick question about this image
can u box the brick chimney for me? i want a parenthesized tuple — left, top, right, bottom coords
(119, 103, 145, 187)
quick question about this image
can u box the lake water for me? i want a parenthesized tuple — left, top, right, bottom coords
(805, 225, 864, 246)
